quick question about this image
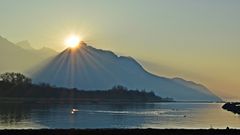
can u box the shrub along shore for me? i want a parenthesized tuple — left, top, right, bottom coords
(0, 72, 173, 103)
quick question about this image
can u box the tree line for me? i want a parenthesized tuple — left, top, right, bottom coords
(0, 72, 173, 102)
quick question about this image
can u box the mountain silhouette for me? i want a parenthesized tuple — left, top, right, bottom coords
(16, 40, 33, 50)
(0, 36, 57, 72)
(32, 42, 221, 101)
(16, 40, 57, 58)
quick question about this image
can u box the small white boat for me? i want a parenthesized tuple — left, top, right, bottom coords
(72, 109, 79, 112)
(71, 108, 79, 114)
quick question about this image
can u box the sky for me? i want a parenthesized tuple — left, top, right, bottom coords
(0, 0, 240, 100)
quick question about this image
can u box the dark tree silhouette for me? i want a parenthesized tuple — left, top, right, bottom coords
(111, 85, 128, 91)
(0, 72, 32, 85)
(0, 72, 173, 102)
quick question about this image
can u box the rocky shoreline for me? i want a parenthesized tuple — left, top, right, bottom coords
(222, 102, 240, 114)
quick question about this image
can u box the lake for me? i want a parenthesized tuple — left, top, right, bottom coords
(0, 102, 239, 129)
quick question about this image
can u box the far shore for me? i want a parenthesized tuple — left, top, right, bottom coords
(0, 97, 225, 104)
(0, 97, 174, 104)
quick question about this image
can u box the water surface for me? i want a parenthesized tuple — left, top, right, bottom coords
(0, 102, 239, 129)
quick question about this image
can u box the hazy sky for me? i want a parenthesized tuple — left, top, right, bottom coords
(1, 0, 240, 100)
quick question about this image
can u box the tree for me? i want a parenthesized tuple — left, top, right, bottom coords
(0, 72, 32, 85)
(111, 85, 128, 91)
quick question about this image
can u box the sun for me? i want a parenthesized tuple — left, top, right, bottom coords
(64, 35, 82, 48)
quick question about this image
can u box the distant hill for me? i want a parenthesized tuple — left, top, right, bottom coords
(0, 36, 57, 73)
(16, 40, 57, 58)
(16, 40, 33, 50)
(32, 42, 222, 101)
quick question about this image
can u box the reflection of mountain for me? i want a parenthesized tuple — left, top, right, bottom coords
(0, 36, 57, 72)
(32, 42, 221, 101)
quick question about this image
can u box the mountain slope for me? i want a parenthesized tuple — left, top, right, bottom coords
(16, 40, 33, 50)
(0, 36, 39, 72)
(0, 36, 57, 73)
(16, 40, 57, 58)
(32, 42, 221, 101)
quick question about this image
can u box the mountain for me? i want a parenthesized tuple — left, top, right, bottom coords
(0, 36, 57, 73)
(0, 36, 38, 72)
(32, 42, 221, 101)
(16, 40, 34, 50)
(16, 40, 57, 58)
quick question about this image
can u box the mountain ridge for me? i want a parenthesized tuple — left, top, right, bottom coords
(0, 36, 221, 101)
(32, 42, 221, 101)
(0, 36, 57, 72)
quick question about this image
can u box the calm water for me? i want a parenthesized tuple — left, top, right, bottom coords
(0, 102, 239, 129)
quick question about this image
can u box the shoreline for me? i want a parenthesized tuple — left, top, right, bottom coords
(0, 97, 174, 104)
(0, 129, 240, 135)
(0, 97, 224, 104)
